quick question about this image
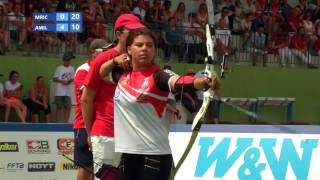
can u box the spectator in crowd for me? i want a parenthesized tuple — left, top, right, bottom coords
(297, 0, 307, 12)
(256, 0, 267, 12)
(252, 11, 270, 33)
(132, 0, 146, 21)
(100, 0, 115, 23)
(0, 2, 8, 55)
(268, 31, 292, 67)
(4, 1, 13, 14)
(173, 2, 186, 26)
(24, 76, 51, 123)
(159, 0, 172, 24)
(82, 13, 144, 179)
(145, 0, 162, 28)
(73, 39, 109, 180)
(91, 13, 108, 41)
(240, 12, 254, 39)
(3, 70, 27, 122)
(161, 17, 183, 61)
(182, 12, 205, 63)
(303, 12, 315, 35)
(229, 0, 243, 32)
(286, 6, 302, 33)
(245, 24, 268, 66)
(53, 52, 75, 123)
(79, 6, 95, 45)
(113, 28, 220, 180)
(215, 7, 230, 29)
(13, 0, 24, 12)
(196, 3, 208, 28)
(280, 0, 293, 19)
(8, 4, 26, 50)
(302, 11, 317, 46)
(214, 0, 229, 14)
(112, 0, 132, 19)
(241, 0, 256, 14)
(84, 0, 105, 20)
(119, 0, 133, 10)
(268, 0, 283, 33)
(289, 26, 317, 68)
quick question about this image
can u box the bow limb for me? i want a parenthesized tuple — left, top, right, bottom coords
(169, 25, 218, 180)
(169, 1, 217, 179)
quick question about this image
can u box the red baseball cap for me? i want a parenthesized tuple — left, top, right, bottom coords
(114, 13, 145, 30)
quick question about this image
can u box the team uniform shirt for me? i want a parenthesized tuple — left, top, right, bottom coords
(84, 48, 120, 137)
(53, 65, 75, 96)
(73, 62, 90, 129)
(114, 64, 177, 155)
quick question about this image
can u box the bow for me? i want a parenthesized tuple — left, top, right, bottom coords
(169, 1, 218, 179)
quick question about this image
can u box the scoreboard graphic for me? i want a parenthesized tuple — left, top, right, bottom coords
(32, 12, 82, 33)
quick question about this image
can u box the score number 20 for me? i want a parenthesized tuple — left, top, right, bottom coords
(70, 13, 81, 21)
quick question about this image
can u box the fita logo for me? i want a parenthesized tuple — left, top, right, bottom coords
(26, 140, 50, 154)
(58, 161, 78, 170)
(0, 142, 19, 152)
(28, 162, 55, 172)
(57, 138, 74, 155)
(6, 162, 24, 172)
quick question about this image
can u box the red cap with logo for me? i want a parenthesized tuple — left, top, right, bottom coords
(114, 13, 145, 30)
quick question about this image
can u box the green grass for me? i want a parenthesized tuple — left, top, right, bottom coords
(1, 56, 320, 124)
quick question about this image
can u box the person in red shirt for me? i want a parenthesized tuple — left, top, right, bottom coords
(91, 13, 107, 40)
(73, 39, 109, 180)
(81, 13, 145, 179)
(268, 32, 291, 67)
(286, 6, 302, 33)
(289, 26, 317, 68)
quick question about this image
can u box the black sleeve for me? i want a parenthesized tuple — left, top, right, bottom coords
(153, 70, 173, 92)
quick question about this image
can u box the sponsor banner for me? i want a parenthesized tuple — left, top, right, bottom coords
(57, 138, 74, 155)
(28, 162, 55, 172)
(169, 132, 320, 180)
(0, 142, 19, 152)
(1, 124, 320, 180)
(58, 161, 78, 171)
(26, 140, 50, 154)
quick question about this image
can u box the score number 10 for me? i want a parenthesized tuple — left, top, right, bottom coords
(70, 23, 82, 32)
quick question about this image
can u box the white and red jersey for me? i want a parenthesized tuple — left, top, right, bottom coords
(114, 64, 173, 155)
(84, 48, 120, 137)
(73, 61, 90, 129)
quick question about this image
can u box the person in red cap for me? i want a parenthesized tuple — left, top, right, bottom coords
(73, 39, 110, 180)
(81, 13, 145, 179)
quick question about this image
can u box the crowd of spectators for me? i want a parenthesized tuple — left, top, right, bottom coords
(0, 0, 320, 66)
